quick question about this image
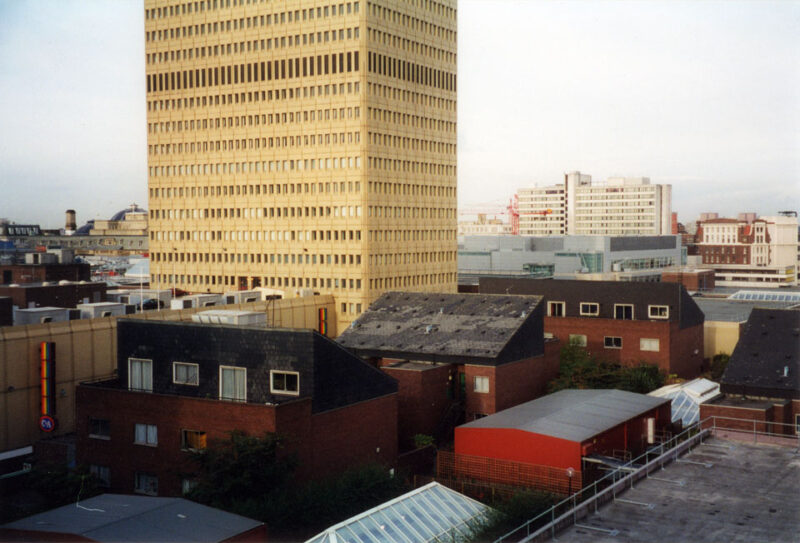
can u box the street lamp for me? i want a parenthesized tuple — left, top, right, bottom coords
(566, 467, 575, 496)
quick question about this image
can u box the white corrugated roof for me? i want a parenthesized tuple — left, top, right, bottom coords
(460, 389, 670, 443)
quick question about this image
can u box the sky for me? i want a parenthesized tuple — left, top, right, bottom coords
(0, 0, 798, 229)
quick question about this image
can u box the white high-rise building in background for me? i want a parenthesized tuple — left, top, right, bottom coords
(517, 172, 672, 236)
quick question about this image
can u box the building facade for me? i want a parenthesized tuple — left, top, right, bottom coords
(144, 0, 458, 328)
(459, 234, 683, 284)
(517, 171, 672, 236)
(76, 318, 397, 496)
(478, 278, 706, 378)
(694, 214, 798, 288)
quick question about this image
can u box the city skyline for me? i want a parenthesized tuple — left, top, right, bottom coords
(1, 0, 798, 228)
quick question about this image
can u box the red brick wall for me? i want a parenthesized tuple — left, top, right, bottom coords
(543, 316, 702, 378)
(661, 270, 715, 291)
(700, 403, 771, 433)
(382, 364, 453, 450)
(76, 385, 397, 496)
(463, 343, 561, 421)
(307, 394, 398, 478)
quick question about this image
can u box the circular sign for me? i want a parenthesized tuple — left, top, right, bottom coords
(39, 415, 56, 432)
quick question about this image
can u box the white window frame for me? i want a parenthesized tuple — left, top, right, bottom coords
(172, 362, 199, 386)
(614, 304, 634, 320)
(134, 423, 158, 446)
(219, 365, 247, 402)
(547, 301, 565, 317)
(569, 334, 587, 347)
(648, 305, 670, 319)
(270, 370, 300, 395)
(134, 472, 158, 496)
(579, 302, 600, 316)
(640, 338, 660, 352)
(604, 336, 623, 349)
(473, 376, 489, 394)
(128, 358, 153, 392)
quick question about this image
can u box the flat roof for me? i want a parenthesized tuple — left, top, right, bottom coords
(460, 389, 669, 443)
(557, 437, 800, 542)
(1, 494, 262, 542)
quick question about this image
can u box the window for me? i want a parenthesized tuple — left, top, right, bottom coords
(569, 334, 587, 347)
(648, 305, 669, 319)
(134, 423, 158, 446)
(640, 338, 660, 352)
(474, 376, 489, 394)
(547, 301, 565, 317)
(604, 336, 623, 349)
(173, 362, 199, 385)
(270, 370, 300, 395)
(135, 472, 158, 496)
(128, 358, 153, 392)
(580, 302, 599, 316)
(89, 418, 110, 439)
(614, 304, 634, 320)
(181, 429, 207, 450)
(795, 414, 800, 436)
(220, 366, 247, 401)
(90, 464, 110, 487)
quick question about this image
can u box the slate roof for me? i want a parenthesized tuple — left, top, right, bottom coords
(720, 308, 800, 399)
(695, 298, 798, 322)
(116, 319, 397, 414)
(479, 277, 704, 329)
(459, 389, 670, 443)
(336, 291, 544, 365)
(0, 494, 262, 542)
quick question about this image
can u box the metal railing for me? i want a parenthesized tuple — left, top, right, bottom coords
(492, 415, 799, 543)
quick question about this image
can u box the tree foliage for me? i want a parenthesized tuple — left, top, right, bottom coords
(709, 353, 730, 381)
(548, 342, 665, 394)
(187, 430, 296, 508)
(185, 431, 408, 538)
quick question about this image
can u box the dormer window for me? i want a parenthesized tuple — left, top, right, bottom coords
(614, 304, 634, 320)
(270, 370, 299, 395)
(547, 301, 565, 317)
(648, 305, 669, 319)
(579, 303, 599, 316)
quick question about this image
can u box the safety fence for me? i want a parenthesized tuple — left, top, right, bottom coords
(493, 415, 799, 543)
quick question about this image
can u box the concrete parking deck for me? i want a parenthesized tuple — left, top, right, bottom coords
(557, 437, 800, 542)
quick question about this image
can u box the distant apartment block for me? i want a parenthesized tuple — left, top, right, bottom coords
(457, 214, 511, 236)
(694, 213, 798, 287)
(459, 234, 683, 284)
(517, 171, 672, 236)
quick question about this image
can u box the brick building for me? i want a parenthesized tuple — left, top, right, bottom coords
(76, 316, 397, 496)
(0, 281, 107, 311)
(700, 308, 799, 435)
(478, 278, 705, 378)
(661, 267, 715, 292)
(0, 262, 90, 285)
(336, 292, 560, 448)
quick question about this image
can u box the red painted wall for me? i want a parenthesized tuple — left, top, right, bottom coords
(454, 427, 582, 470)
(543, 316, 703, 378)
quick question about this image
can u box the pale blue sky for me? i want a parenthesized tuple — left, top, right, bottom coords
(1, 0, 798, 228)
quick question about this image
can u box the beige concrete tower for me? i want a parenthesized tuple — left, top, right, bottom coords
(145, 0, 457, 329)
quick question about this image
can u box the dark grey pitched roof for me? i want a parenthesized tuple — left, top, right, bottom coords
(460, 389, 670, 443)
(117, 319, 397, 414)
(1, 494, 262, 542)
(695, 298, 798, 322)
(720, 308, 800, 398)
(336, 291, 544, 365)
(479, 278, 704, 329)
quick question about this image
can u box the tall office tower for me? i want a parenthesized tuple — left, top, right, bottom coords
(145, 0, 458, 329)
(517, 172, 671, 236)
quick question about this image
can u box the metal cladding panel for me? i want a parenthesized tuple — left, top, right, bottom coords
(455, 426, 582, 471)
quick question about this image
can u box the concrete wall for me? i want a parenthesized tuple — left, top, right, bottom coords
(703, 320, 742, 359)
(0, 295, 336, 454)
